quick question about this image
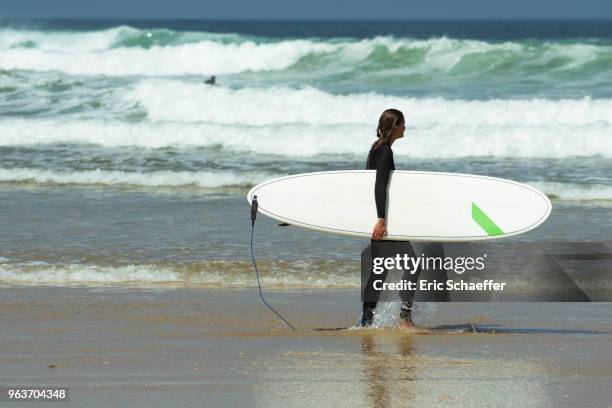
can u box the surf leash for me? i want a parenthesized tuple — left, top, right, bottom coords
(250, 195, 297, 331)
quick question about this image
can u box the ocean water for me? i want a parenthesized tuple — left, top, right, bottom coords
(0, 19, 610, 286)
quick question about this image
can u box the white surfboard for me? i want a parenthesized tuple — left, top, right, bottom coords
(247, 171, 551, 242)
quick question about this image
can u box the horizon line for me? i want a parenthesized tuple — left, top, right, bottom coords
(2, 16, 612, 22)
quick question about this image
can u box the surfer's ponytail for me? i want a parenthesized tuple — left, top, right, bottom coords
(373, 108, 404, 149)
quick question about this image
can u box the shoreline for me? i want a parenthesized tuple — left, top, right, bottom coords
(1, 286, 611, 407)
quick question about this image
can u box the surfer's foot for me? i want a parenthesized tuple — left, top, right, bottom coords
(397, 319, 431, 333)
(359, 304, 375, 327)
(398, 303, 428, 332)
(398, 319, 418, 329)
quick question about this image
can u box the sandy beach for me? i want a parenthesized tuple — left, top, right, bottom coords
(1, 285, 611, 407)
(1, 16, 612, 408)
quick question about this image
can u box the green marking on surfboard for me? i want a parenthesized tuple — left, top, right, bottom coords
(472, 202, 504, 236)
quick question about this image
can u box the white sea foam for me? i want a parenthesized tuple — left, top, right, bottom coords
(1, 94, 611, 158)
(0, 27, 127, 51)
(0, 28, 607, 76)
(0, 29, 336, 76)
(0, 261, 360, 287)
(0, 168, 279, 189)
(0, 264, 182, 284)
(530, 182, 612, 201)
(0, 167, 610, 200)
(127, 81, 612, 127)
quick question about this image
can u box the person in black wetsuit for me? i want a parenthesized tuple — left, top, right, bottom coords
(361, 108, 419, 329)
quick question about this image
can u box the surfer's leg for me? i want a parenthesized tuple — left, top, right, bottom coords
(400, 243, 418, 311)
(360, 241, 388, 326)
(399, 243, 448, 329)
(398, 241, 419, 326)
(399, 301, 413, 321)
(360, 301, 377, 326)
(361, 270, 387, 326)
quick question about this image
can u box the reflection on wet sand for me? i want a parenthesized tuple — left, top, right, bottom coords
(361, 333, 416, 408)
(253, 326, 555, 407)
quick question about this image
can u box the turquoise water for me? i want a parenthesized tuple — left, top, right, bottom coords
(1, 21, 611, 196)
(0, 20, 610, 285)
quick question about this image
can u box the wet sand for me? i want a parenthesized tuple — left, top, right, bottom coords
(1, 286, 611, 407)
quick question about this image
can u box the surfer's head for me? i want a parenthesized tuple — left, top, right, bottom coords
(374, 108, 405, 148)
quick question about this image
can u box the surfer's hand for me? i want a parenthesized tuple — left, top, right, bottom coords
(372, 219, 387, 241)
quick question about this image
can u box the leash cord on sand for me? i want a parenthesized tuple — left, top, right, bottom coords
(250, 196, 296, 331)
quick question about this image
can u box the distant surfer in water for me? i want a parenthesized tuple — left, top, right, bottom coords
(361, 108, 420, 329)
(204, 75, 216, 85)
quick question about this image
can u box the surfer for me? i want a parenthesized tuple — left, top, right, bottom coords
(361, 108, 420, 329)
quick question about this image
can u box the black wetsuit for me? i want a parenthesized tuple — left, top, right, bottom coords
(366, 144, 395, 219)
(362, 143, 413, 325)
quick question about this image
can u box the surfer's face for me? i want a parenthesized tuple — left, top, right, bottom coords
(393, 122, 406, 140)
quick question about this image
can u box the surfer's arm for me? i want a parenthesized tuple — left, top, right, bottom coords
(374, 146, 393, 219)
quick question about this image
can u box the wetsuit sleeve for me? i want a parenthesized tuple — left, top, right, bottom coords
(374, 146, 393, 219)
